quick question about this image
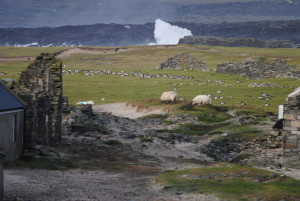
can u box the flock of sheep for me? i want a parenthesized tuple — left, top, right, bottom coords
(160, 88, 212, 105)
(160, 88, 274, 107)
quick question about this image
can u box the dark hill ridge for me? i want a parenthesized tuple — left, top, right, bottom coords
(1, 20, 300, 47)
(174, 20, 300, 44)
(1, 0, 300, 28)
(0, 23, 155, 47)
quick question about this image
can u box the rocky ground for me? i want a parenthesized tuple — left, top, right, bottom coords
(3, 103, 300, 201)
(3, 104, 216, 201)
(216, 57, 300, 80)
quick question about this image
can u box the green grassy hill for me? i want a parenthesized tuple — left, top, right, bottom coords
(1, 45, 300, 113)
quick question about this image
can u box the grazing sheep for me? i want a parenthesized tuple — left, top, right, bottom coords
(192, 95, 212, 105)
(288, 87, 300, 98)
(160, 89, 177, 104)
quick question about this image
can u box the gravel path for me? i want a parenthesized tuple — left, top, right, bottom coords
(6, 103, 299, 201)
(4, 169, 220, 201)
(4, 103, 218, 201)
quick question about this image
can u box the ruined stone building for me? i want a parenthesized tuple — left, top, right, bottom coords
(13, 53, 63, 146)
(282, 91, 300, 168)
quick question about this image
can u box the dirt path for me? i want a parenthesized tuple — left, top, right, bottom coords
(57, 47, 132, 59)
(4, 104, 218, 201)
(93, 103, 169, 119)
(7, 103, 300, 201)
(4, 169, 220, 201)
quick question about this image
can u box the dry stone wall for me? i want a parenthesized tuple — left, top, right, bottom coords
(13, 53, 63, 145)
(216, 57, 300, 80)
(283, 95, 300, 168)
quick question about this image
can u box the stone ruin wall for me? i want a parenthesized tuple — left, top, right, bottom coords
(283, 94, 300, 168)
(13, 53, 63, 146)
(216, 57, 300, 80)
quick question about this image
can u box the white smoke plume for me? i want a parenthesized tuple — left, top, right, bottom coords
(154, 19, 193, 45)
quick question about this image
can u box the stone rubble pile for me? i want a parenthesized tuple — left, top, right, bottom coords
(203, 133, 283, 163)
(216, 57, 300, 79)
(62, 105, 108, 135)
(157, 53, 206, 71)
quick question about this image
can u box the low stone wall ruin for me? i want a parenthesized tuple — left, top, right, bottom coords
(216, 57, 300, 80)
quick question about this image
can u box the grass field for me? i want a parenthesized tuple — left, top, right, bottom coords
(1, 45, 300, 113)
(156, 163, 300, 201)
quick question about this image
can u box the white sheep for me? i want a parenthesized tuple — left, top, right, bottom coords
(160, 89, 177, 104)
(192, 95, 212, 105)
(287, 87, 300, 98)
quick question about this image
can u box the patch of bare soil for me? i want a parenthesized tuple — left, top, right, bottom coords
(93, 103, 169, 119)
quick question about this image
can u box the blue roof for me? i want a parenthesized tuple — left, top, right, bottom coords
(0, 82, 25, 111)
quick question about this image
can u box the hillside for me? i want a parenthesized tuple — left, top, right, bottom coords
(1, 45, 300, 112)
